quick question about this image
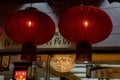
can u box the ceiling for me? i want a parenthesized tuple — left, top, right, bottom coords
(0, 0, 119, 5)
(0, 0, 104, 5)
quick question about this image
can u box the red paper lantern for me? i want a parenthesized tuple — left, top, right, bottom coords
(5, 7, 55, 45)
(58, 6, 112, 62)
(4, 7, 55, 61)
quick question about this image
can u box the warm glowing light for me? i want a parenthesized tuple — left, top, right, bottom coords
(14, 70, 27, 80)
(50, 55, 75, 73)
(20, 76, 23, 78)
(27, 21, 32, 27)
(83, 21, 89, 27)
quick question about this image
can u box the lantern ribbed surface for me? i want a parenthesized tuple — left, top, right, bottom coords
(58, 6, 112, 44)
(4, 7, 55, 45)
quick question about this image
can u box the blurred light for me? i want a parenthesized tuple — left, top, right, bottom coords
(83, 21, 89, 27)
(27, 20, 32, 27)
(50, 55, 75, 73)
(14, 70, 27, 80)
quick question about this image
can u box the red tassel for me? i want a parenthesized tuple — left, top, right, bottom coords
(76, 42, 92, 63)
(21, 43, 37, 62)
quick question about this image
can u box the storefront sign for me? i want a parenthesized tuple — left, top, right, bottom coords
(0, 29, 75, 50)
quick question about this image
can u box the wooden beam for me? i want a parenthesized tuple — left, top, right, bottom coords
(10, 53, 120, 64)
(92, 53, 120, 64)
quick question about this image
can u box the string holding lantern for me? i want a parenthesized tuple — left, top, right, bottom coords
(58, 6, 113, 63)
(4, 7, 55, 62)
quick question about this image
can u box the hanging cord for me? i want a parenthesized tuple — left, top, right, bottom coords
(29, 0, 33, 8)
(30, 3, 32, 8)
(45, 54, 51, 80)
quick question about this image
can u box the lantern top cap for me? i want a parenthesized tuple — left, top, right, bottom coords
(25, 7, 38, 10)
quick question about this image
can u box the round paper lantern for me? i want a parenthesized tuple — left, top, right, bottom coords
(50, 55, 75, 73)
(4, 7, 55, 61)
(58, 6, 112, 62)
(5, 7, 55, 45)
